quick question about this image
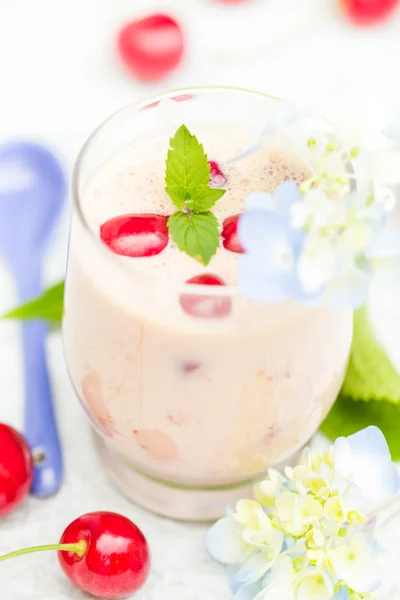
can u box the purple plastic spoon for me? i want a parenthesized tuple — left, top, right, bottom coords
(0, 141, 65, 497)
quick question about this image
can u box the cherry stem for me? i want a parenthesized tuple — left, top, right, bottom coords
(0, 540, 87, 563)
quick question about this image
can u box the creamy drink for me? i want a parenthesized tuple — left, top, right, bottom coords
(63, 89, 353, 520)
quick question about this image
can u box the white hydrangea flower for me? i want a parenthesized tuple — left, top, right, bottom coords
(329, 532, 383, 594)
(275, 492, 323, 537)
(233, 500, 283, 551)
(206, 427, 398, 600)
(205, 513, 250, 565)
(290, 189, 338, 230)
(295, 571, 334, 600)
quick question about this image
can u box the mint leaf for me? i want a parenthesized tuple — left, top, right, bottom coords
(2, 281, 65, 324)
(165, 186, 191, 210)
(191, 186, 226, 213)
(165, 125, 211, 208)
(168, 211, 220, 266)
(321, 393, 400, 461)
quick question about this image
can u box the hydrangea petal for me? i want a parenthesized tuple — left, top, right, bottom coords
(329, 532, 383, 593)
(325, 268, 369, 309)
(236, 551, 271, 584)
(234, 582, 264, 600)
(239, 255, 289, 303)
(238, 209, 291, 256)
(332, 587, 350, 600)
(246, 191, 275, 211)
(254, 584, 296, 600)
(366, 232, 400, 259)
(296, 572, 333, 600)
(347, 426, 392, 460)
(205, 517, 247, 565)
(274, 180, 301, 214)
(375, 151, 400, 185)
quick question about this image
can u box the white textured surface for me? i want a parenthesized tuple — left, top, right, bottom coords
(1, 0, 400, 598)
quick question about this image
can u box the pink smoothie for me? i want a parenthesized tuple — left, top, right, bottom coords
(63, 125, 353, 516)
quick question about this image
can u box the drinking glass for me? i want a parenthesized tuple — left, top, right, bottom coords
(63, 87, 353, 520)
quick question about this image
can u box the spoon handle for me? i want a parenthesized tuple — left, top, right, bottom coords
(21, 318, 63, 496)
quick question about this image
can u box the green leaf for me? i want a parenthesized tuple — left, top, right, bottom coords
(165, 124, 226, 213)
(191, 186, 226, 213)
(165, 186, 191, 211)
(321, 393, 400, 461)
(168, 211, 220, 266)
(2, 281, 65, 324)
(165, 125, 211, 206)
(341, 306, 400, 404)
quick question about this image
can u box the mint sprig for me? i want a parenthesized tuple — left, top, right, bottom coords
(165, 125, 226, 265)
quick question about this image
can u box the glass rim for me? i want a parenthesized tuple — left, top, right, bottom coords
(71, 86, 308, 299)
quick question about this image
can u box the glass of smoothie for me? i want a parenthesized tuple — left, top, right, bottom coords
(63, 87, 353, 521)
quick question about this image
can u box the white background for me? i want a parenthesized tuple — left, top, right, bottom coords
(1, 1, 400, 598)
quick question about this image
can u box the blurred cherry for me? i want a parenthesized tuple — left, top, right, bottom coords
(118, 14, 184, 81)
(341, 0, 399, 25)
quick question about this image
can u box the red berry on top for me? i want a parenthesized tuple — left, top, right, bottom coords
(222, 214, 244, 254)
(100, 214, 169, 258)
(0, 424, 33, 516)
(341, 0, 399, 25)
(180, 274, 232, 318)
(58, 512, 150, 599)
(208, 161, 227, 188)
(118, 14, 184, 81)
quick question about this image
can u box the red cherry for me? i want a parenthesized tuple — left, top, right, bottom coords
(208, 161, 227, 188)
(0, 424, 33, 516)
(59, 512, 150, 598)
(180, 274, 232, 318)
(222, 215, 244, 254)
(100, 214, 169, 258)
(0, 512, 150, 599)
(341, 0, 399, 25)
(118, 14, 184, 81)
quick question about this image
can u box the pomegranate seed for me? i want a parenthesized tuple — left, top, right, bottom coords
(118, 14, 184, 81)
(208, 161, 227, 188)
(100, 214, 169, 258)
(180, 274, 232, 318)
(144, 94, 193, 110)
(222, 214, 244, 254)
(341, 0, 399, 25)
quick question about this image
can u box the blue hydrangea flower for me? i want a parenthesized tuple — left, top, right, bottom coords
(238, 181, 321, 304)
(333, 426, 400, 508)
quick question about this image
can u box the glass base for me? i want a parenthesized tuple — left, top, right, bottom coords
(94, 433, 257, 521)
(94, 431, 305, 521)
